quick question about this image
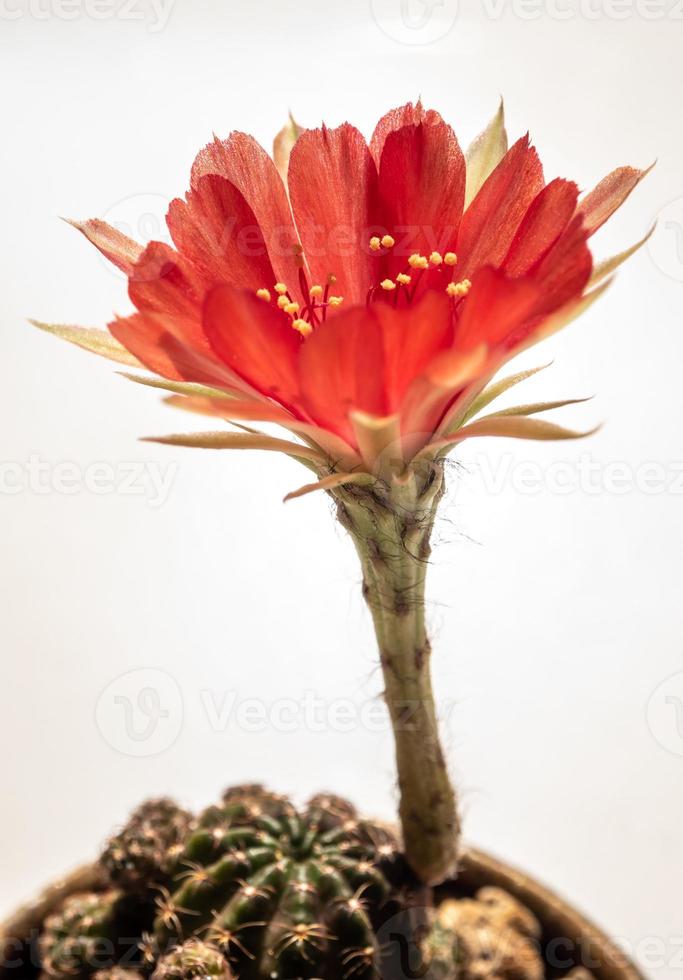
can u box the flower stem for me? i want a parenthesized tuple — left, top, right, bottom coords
(334, 460, 459, 885)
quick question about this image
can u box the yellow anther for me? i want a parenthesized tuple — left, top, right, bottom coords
(446, 279, 472, 298)
(429, 251, 443, 266)
(396, 273, 411, 285)
(408, 253, 428, 270)
(369, 236, 382, 252)
(444, 251, 458, 266)
(284, 301, 300, 315)
(256, 288, 271, 302)
(309, 284, 324, 299)
(328, 295, 344, 306)
(277, 295, 290, 309)
(380, 279, 396, 291)
(292, 319, 312, 337)
(381, 234, 395, 248)
(274, 282, 288, 295)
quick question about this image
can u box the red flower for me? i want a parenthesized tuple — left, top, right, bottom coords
(41, 101, 649, 497)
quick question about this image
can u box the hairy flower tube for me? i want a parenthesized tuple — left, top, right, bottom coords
(36, 100, 649, 886)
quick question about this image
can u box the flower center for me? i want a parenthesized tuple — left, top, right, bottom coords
(254, 236, 471, 337)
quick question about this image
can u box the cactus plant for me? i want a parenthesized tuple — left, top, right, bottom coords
(36, 98, 648, 890)
(25, 99, 649, 980)
(37, 785, 410, 980)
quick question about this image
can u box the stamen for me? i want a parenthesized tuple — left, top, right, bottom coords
(292, 319, 312, 337)
(396, 273, 411, 285)
(256, 288, 271, 302)
(274, 282, 288, 295)
(328, 296, 344, 306)
(322, 274, 337, 321)
(380, 279, 396, 292)
(284, 302, 300, 315)
(429, 251, 443, 266)
(446, 278, 471, 298)
(408, 253, 429, 270)
(277, 295, 290, 309)
(369, 236, 381, 252)
(309, 285, 323, 299)
(380, 234, 395, 248)
(444, 252, 458, 266)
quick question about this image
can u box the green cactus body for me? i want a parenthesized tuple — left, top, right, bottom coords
(154, 789, 399, 980)
(36, 786, 408, 980)
(39, 891, 125, 978)
(102, 799, 194, 891)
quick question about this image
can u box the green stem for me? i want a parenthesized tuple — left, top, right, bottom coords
(334, 461, 459, 885)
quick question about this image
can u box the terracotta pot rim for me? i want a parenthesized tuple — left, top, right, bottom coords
(0, 847, 643, 980)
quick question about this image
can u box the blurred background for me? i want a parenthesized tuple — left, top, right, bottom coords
(1, 1, 681, 977)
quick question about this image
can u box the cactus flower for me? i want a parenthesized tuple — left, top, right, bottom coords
(40, 100, 649, 495)
(36, 100, 649, 887)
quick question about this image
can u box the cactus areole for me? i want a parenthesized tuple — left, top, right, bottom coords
(35, 99, 647, 889)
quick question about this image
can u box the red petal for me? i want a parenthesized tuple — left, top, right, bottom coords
(453, 266, 542, 352)
(190, 132, 301, 293)
(378, 119, 466, 271)
(70, 219, 143, 277)
(377, 291, 459, 452)
(373, 290, 454, 409)
(503, 178, 579, 276)
(457, 136, 544, 278)
(369, 100, 444, 166)
(203, 284, 302, 411)
(529, 215, 592, 316)
(403, 353, 489, 452)
(128, 242, 208, 350)
(298, 306, 386, 442)
(110, 313, 238, 389)
(578, 166, 649, 236)
(288, 124, 380, 305)
(167, 175, 275, 292)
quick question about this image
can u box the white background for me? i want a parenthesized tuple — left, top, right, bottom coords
(1, 1, 682, 977)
